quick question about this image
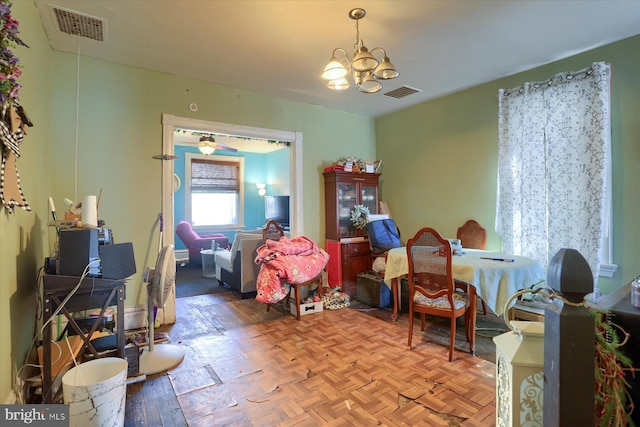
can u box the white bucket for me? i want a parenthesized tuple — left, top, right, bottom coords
(62, 357, 128, 427)
(201, 249, 216, 278)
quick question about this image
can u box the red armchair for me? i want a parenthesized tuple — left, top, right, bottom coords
(176, 221, 230, 265)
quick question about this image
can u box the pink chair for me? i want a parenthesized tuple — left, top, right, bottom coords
(176, 221, 229, 266)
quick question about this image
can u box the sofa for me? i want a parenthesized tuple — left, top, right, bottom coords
(215, 231, 264, 298)
(176, 221, 230, 266)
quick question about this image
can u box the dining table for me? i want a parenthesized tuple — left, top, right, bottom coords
(383, 247, 546, 320)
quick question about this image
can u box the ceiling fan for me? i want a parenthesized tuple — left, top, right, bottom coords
(198, 135, 238, 155)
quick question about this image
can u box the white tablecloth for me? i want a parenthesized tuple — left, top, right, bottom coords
(383, 247, 545, 315)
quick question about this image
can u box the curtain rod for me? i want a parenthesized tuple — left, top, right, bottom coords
(500, 61, 610, 97)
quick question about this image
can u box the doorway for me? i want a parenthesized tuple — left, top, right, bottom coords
(160, 114, 303, 322)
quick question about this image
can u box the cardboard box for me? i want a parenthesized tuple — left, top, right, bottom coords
(356, 272, 391, 308)
(37, 331, 109, 381)
(290, 301, 323, 317)
(510, 303, 545, 322)
(124, 305, 146, 330)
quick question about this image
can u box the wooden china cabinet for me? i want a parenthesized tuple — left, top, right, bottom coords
(323, 170, 380, 297)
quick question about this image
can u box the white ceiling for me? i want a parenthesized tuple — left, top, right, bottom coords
(34, 1, 640, 118)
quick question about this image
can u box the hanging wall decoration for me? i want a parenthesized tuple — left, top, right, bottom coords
(350, 204, 370, 230)
(0, 0, 32, 214)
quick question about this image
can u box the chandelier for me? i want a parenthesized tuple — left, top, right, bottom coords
(321, 8, 399, 94)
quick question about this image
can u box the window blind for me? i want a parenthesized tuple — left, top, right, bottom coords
(190, 159, 239, 193)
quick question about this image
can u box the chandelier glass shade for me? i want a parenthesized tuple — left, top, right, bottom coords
(327, 76, 349, 90)
(321, 8, 398, 94)
(198, 135, 216, 155)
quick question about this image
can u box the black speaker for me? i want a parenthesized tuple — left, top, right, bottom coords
(99, 242, 136, 279)
(44, 257, 57, 275)
(58, 228, 100, 276)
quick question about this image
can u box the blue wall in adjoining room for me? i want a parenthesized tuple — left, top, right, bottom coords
(173, 145, 290, 250)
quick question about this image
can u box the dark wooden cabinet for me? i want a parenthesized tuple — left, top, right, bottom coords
(323, 171, 380, 241)
(324, 171, 380, 297)
(325, 239, 372, 298)
(340, 240, 370, 297)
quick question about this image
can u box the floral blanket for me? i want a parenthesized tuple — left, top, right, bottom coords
(255, 236, 330, 304)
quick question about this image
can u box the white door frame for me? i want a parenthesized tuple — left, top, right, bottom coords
(159, 114, 303, 323)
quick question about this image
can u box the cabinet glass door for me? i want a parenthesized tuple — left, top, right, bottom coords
(338, 183, 357, 237)
(361, 185, 378, 215)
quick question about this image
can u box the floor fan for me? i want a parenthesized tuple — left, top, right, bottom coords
(139, 244, 185, 375)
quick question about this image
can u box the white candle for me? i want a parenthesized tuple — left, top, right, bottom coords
(48, 197, 56, 213)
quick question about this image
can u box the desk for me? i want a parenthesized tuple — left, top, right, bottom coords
(42, 274, 126, 403)
(384, 248, 545, 319)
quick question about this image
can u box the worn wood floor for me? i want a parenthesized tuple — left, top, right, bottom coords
(125, 285, 498, 426)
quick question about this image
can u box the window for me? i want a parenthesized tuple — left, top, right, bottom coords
(496, 62, 615, 284)
(185, 153, 245, 231)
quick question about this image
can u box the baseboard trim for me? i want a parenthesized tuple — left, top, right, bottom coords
(175, 249, 189, 262)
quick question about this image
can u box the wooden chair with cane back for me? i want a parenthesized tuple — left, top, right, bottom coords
(457, 219, 489, 314)
(406, 227, 476, 361)
(456, 220, 487, 252)
(262, 219, 286, 243)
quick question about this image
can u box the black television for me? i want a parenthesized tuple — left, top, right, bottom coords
(264, 195, 290, 228)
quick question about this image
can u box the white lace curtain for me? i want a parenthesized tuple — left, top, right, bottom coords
(496, 61, 611, 284)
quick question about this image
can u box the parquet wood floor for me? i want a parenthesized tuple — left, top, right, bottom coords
(125, 290, 498, 426)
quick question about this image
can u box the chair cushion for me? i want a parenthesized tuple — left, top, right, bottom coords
(413, 292, 468, 310)
(372, 256, 386, 273)
(214, 250, 233, 272)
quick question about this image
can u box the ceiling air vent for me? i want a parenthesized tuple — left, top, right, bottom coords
(384, 86, 422, 99)
(51, 6, 105, 42)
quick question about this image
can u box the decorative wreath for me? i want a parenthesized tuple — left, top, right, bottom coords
(0, 0, 32, 214)
(350, 204, 370, 230)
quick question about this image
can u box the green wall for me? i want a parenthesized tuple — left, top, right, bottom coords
(4, 0, 637, 404)
(1, 2, 376, 402)
(0, 1, 53, 404)
(45, 53, 375, 312)
(376, 34, 640, 296)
